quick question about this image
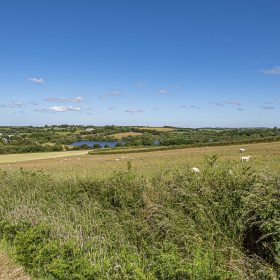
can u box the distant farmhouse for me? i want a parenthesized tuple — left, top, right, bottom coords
(2, 134, 13, 144)
(85, 128, 95, 132)
(2, 138, 10, 144)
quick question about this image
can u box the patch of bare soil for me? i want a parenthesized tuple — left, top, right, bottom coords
(0, 252, 31, 280)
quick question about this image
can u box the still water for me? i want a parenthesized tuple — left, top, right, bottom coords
(71, 141, 119, 148)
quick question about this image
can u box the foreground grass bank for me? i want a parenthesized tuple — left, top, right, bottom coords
(0, 163, 279, 279)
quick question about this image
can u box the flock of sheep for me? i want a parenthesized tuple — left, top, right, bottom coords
(192, 147, 252, 173)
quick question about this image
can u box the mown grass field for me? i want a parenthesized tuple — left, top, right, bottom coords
(0, 150, 89, 164)
(1, 142, 280, 177)
(111, 131, 143, 139)
(137, 127, 176, 132)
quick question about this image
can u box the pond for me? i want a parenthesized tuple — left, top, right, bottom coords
(70, 140, 120, 148)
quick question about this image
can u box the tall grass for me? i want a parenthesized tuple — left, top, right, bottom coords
(0, 163, 279, 279)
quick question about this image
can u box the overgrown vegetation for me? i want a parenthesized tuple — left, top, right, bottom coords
(0, 162, 279, 279)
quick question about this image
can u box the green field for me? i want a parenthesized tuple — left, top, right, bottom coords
(0, 142, 279, 279)
(0, 150, 89, 164)
(1, 141, 280, 176)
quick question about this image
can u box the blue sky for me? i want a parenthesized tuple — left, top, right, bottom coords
(0, 0, 280, 127)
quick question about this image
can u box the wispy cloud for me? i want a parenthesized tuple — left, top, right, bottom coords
(29, 77, 45, 84)
(12, 102, 25, 108)
(158, 89, 169, 95)
(237, 108, 244, 111)
(224, 100, 241, 106)
(44, 96, 84, 103)
(108, 90, 122, 97)
(180, 105, 201, 109)
(136, 81, 145, 88)
(259, 66, 280, 75)
(125, 109, 144, 113)
(260, 105, 274, 110)
(30, 102, 40, 106)
(210, 102, 224, 107)
(190, 105, 201, 109)
(100, 90, 123, 99)
(0, 102, 25, 108)
(108, 106, 116, 111)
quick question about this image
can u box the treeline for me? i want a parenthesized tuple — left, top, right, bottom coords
(89, 136, 280, 155)
(0, 144, 64, 154)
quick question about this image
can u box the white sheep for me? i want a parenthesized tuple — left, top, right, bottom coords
(191, 167, 201, 173)
(240, 156, 251, 162)
(239, 148, 246, 153)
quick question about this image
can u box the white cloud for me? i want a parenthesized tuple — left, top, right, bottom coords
(158, 89, 168, 94)
(44, 96, 84, 103)
(259, 66, 280, 75)
(125, 109, 144, 113)
(48, 106, 82, 112)
(29, 77, 45, 84)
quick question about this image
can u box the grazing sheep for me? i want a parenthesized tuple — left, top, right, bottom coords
(239, 148, 246, 153)
(240, 156, 251, 162)
(115, 159, 120, 161)
(192, 167, 201, 173)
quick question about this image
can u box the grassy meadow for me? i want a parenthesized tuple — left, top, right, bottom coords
(1, 142, 280, 177)
(0, 142, 279, 279)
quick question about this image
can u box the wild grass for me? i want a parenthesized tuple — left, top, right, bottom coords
(0, 160, 279, 279)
